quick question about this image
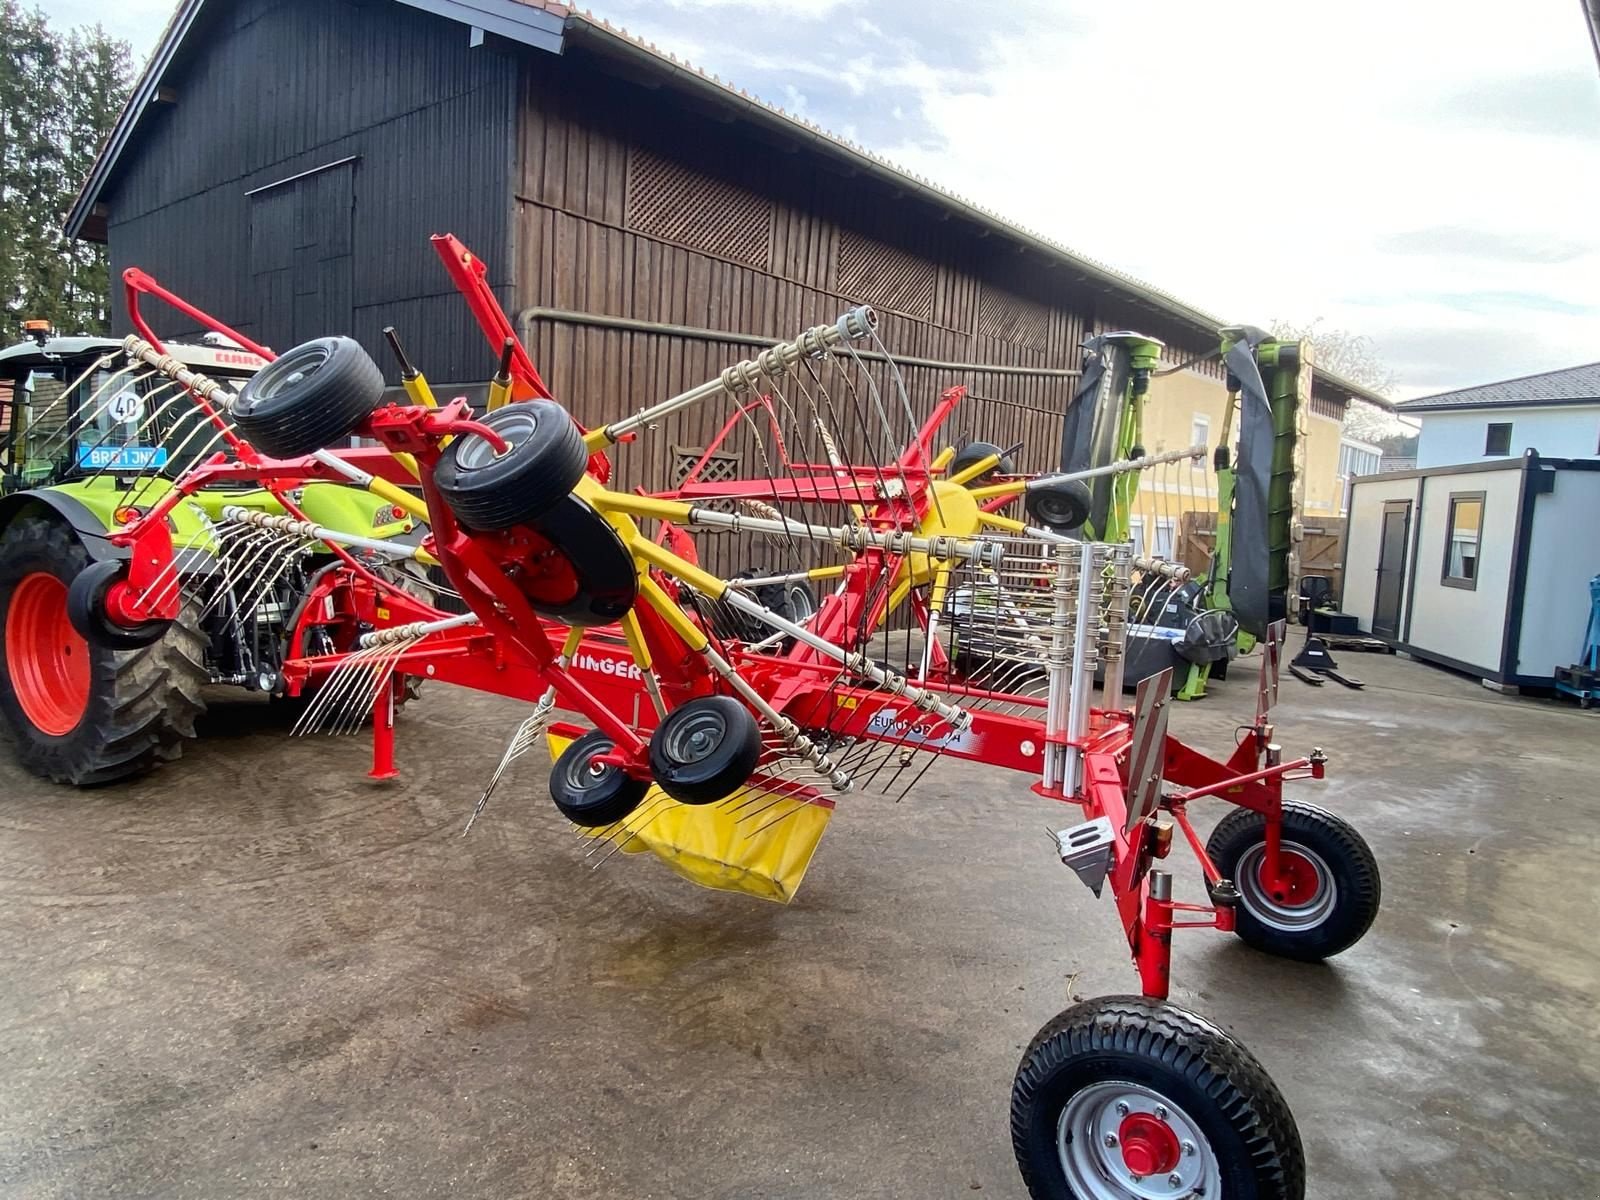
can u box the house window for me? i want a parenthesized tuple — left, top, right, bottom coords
(1338, 442, 1380, 479)
(1153, 518, 1176, 560)
(1128, 517, 1146, 558)
(1190, 414, 1210, 451)
(1442, 492, 1484, 589)
(1484, 422, 1512, 455)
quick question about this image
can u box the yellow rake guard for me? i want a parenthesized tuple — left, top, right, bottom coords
(547, 730, 833, 903)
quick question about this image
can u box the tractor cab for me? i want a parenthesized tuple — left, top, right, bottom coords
(0, 328, 267, 494)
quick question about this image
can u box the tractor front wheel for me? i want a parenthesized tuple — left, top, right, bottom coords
(0, 516, 207, 785)
(1011, 995, 1304, 1200)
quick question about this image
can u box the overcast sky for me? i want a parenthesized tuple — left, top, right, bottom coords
(39, 0, 1600, 399)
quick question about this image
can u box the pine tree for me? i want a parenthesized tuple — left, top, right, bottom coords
(0, 3, 131, 339)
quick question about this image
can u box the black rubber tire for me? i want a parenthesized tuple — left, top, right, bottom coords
(1206, 801, 1381, 961)
(67, 558, 171, 649)
(433, 401, 587, 531)
(0, 516, 208, 786)
(550, 729, 650, 828)
(524, 495, 638, 627)
(1011, 995, 1304, 1200)
(951, 440, 1015, 482)
(647, 695, 761, 805)
(232, 337, 385, 459)
(1025, 478, 1093, 532)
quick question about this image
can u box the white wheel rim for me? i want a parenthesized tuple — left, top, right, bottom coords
(1235, 838, 1338, 932)
(785, 584, 816, 626)
(1056, 1081, 1219, 1200)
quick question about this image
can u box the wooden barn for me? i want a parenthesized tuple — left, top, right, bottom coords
(66, 0, 1378, 503)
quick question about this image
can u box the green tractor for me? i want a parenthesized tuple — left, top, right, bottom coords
(0, 324, 420, 785)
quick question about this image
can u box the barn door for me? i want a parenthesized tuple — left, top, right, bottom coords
(1372, 500, 1410, 640)
(248, 160, 355, 349)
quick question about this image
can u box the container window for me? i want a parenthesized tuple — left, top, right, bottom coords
(1442, 492, 1484, 589)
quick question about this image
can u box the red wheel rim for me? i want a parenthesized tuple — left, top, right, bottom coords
(1256, 848, 1321, 906)
(6, 573, 91, 736)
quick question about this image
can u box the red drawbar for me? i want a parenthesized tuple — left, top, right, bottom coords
(6, 573, 91, 736)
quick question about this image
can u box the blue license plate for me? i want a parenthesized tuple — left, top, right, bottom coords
(76, 445, 170, 470)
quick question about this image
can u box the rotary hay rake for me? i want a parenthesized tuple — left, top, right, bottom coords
(59, 237, 1384, 1200)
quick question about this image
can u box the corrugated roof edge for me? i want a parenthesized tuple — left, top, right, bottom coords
(63, 0, 1392, 409)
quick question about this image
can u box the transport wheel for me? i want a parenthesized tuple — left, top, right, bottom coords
(67, 558, 170, 649)
(549, 729, 650, 827)
(1026, 478, 1093, 532)
(520, 494, 638, 627)
(648, 695, 762, 805)
(1206, 801, 1380, 961)
(433, 401, 588, 531)
(1011, 995, 1304, 1200)
(0, 516, 207, 785)
(951, 440, 1015, 482)
(232, 336, 385, 459)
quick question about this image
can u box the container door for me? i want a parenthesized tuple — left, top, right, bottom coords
(1372, 500, 1410, 639)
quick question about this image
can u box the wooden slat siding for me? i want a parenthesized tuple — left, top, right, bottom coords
(512, 57, 1100, 514)
(104, 0, 517, 386)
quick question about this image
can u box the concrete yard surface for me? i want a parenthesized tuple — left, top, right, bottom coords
(1, 652, 1596, 1198)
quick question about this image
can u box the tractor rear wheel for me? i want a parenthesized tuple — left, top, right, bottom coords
(0, 516, 207, 785)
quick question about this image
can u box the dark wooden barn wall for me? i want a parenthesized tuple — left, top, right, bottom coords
(510, 58, 1223, 517)
(104, 0, 518, 387)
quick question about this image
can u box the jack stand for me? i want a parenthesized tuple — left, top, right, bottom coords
(369, 677, 401, 780)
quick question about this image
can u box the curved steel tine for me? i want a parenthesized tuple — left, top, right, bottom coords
(123, 417, 235, 510)
(32, 363, 146, 459)
(107, 381, 195, 502)
(139, 545, 211, 611)
(335, 643, 409, 736)
(239, 541, 313, 620)
(586, 795, 675, 870)
(25, 353, 118, 433)
(292, 643, 381, 736)
(79, 377, 189, 488)
(199, 528, 276, 618)
(464, 711, 552, 835)
(329, 646, 398, 736)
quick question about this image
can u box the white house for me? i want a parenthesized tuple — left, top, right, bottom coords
(1397, 362, 1600, 468)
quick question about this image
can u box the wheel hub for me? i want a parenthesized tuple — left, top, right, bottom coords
(1058, 1081, 1216, 1199)
(1259, 848, 1320, 905)
(1237, 839, 1338, 932)
(1117, 1113, 1181, 1177)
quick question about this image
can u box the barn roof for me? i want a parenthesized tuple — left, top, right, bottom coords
(1395, 361, 1600, 413)
(65, 0, 1390, 408)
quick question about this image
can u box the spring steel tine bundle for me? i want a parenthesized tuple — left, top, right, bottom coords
(25, 353, 119, 431)
(31, 363, 150, 459)
(291, 643, 387, 736)
(463, 701, 554, 836)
